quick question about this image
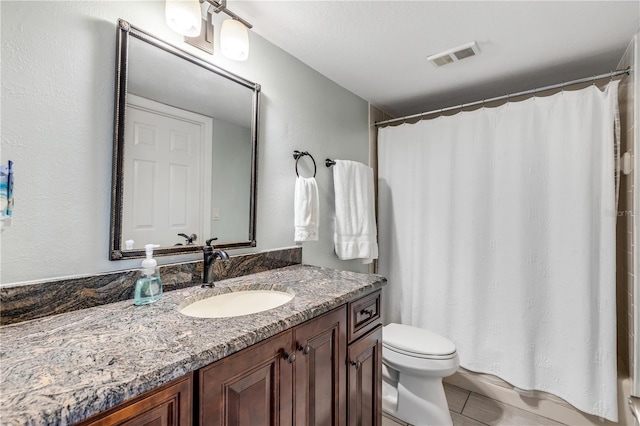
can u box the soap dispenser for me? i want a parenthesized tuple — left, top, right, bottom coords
(134, 244, 163, 305)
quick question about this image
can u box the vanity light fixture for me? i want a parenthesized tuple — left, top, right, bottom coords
(166, 0, 252, 60)
(220, 18, 249, 61)
(165, 0, 202, 37)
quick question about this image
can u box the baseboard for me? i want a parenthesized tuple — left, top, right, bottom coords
(444, 369, 632, 425)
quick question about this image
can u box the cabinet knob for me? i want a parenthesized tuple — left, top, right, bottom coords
(298, 343, 311, 355)
(284, 352, 296, 364)
(361, 309, 374, 317)
(350, 360, 362, 370)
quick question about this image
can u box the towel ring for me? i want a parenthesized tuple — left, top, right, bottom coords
(293, 150, 317, 177)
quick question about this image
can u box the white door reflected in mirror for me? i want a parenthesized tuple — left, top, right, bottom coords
(123, 95, 212, 249)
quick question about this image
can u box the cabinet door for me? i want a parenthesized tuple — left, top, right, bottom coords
(293, 306, 347, 426)
(77, 373, 192, 426)
(348, 325, 382, 426)
(199, 331, 294, 426)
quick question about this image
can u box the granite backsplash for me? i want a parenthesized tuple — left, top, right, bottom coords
(0, 247, 301, 325)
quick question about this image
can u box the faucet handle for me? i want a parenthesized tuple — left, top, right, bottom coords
(205, 237, 218, 247)
(178, 233, 198, 244)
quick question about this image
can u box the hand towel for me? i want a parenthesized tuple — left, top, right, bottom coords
(294, 176, 319, 242)
(332, 160, 378, 264)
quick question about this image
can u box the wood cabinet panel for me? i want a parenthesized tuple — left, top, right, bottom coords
(292, 306, 347, 426)
(348, 325, 382, 426)
(199, 330, 293, 426)
(76, 373, 192, 426)
(348, 290, 381, 343)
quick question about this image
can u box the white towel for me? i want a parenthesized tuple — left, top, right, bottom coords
(294, 176, 319, 242)
(332, 160, 378, 264)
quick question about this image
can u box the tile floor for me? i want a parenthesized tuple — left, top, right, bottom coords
(382, 383, 567, 426)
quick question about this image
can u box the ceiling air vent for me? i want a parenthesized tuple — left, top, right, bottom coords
(428, 41, 480, 67)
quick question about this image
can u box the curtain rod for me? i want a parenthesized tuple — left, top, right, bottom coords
(376, 67, 632, 127)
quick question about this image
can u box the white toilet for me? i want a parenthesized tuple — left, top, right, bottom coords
(382, 323, 460, 426)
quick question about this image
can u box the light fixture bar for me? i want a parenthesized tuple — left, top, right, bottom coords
(185, 6, 214, 54)
(202, 0, 252, 28)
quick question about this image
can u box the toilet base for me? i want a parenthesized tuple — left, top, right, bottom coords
(382, 379, 399, 413)
(382, 374, 453, 426)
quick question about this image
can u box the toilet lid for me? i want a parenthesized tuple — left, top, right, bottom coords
(383, 323, 456, 358)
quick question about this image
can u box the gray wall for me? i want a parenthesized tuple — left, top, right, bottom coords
(0, 1, 370, 285)
(211, 118, 251, 243)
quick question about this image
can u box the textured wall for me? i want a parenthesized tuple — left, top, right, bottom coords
(0, 1, 370, 285)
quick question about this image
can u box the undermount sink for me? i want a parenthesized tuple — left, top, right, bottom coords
(179, 289, 294, 318)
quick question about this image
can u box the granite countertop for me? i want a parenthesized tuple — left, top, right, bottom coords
(0, 264, 386, 425)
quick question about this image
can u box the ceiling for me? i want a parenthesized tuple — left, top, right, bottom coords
(231, 1, 640, 117)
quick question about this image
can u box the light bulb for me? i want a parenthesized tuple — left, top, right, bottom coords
(166, 0, 202, 37)
(220, 19, 249, 61)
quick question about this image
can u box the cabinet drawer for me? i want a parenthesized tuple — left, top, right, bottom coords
(348, 290, 381, 343)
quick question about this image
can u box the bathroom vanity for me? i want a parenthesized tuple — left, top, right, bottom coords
(0, 265, 385, 425)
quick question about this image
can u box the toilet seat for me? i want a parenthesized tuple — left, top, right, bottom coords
(383, 323, 457, 360)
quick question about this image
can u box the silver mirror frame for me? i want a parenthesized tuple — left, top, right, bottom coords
(110, 19, 260, 260)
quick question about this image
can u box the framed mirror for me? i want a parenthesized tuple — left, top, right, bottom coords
(110, 19, 260, 260)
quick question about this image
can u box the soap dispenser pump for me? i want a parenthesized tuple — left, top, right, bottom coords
(134, 244, 163, 305)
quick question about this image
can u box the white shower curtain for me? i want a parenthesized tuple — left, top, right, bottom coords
(378, 82, 620, 421)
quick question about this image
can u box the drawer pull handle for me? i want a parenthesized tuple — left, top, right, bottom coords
(298, 343, 311, 355)
(361, 309, 374, 317)
(350, 360, 362, 370)
(284, 352, 296, 364)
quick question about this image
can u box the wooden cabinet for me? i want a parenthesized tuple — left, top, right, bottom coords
(76, 373, 192, 426)
(198, 291, 383, 426)
(347, 326, 383, 426)
(200, 306, 348, 426)
(347, 290, 383, 426)
(293, 306, 347, 426)
(199, 330, 294, 426)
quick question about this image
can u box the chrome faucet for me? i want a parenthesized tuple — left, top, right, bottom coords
(202, 238, 229, 287)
